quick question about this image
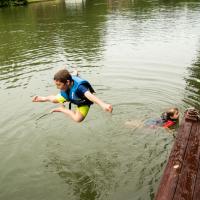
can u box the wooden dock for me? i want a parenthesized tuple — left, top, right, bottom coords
(155, 108, 200, 200)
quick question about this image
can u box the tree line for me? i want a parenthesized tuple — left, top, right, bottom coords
(0, 0, 27, 7)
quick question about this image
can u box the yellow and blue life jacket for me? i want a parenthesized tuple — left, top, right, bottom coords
(60, 76, 94, 107)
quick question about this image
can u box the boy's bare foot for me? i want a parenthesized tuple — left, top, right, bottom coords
(72, 69, 79, 76)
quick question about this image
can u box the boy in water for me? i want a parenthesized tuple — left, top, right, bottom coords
(125, 108, 179, 129)
(32, 69, 113, 122)
(144, 108, 179, 128)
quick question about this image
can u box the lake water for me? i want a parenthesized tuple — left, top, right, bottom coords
(0, 0, 200, 199)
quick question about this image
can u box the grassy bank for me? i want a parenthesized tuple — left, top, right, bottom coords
(27, 0, 56, 3)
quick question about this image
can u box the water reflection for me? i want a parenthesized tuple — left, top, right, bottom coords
(184, 50, 200, 109)
(46, 152, 120, 200)
(64, 0, 86, 9)
(0, 0, 108, 89)
(0, 0, 199, 90)
(0, 1, 200, 200)
(107, 0, 200, 10)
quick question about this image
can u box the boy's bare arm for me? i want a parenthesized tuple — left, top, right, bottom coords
(32, 95, 59, 103)
(84, 91, 113, 113)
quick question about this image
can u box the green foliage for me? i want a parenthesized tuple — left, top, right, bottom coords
(0, 0, 9, 7)
(0, 0, 27, 7)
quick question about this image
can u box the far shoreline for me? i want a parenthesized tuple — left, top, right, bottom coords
(0, 0, 57, 7)
(27, 0, 56, 4)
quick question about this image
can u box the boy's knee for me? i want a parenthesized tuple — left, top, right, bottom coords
(75, 118, 83, 123)
(74, 116, 85, 123)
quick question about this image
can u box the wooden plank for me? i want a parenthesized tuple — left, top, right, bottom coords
(191, 124, 200, 200)
(155, 118, 193, 200)
(173, 122, 199, 200)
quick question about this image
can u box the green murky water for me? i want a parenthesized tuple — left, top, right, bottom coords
(0, 0, 200, 199)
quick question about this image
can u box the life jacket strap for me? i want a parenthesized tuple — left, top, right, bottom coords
(69, 102, 72, 110)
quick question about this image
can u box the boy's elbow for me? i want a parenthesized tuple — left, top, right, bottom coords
(52, 99, 59, 103)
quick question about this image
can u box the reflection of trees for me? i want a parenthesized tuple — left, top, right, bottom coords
(184, 51, 200, 109)
(59, 0, 108, 63)
(32, 0, 108, 50)
(1, 0, 199, 65)
(46, 152, 119, 200)
(0, 0, 108, 88)
(1, 0, 200, 87)
(24, 0, 108, 64)
(1, 0, 199, 68)
(0, 0, 108, 67)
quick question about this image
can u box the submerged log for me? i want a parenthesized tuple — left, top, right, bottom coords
(155, 108, 200, 200)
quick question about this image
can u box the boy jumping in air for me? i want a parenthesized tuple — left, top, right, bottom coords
(32, 69, 113, 122)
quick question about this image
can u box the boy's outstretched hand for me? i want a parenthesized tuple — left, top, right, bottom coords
(103, 103, 113, 113)
(32, 96, 42, 102)
(32, 95, 58, 103)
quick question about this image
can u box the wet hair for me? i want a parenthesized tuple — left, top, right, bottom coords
(161, 108, 179, 122)
(54, 69, 72, 84)
(167, 108, 179, 118)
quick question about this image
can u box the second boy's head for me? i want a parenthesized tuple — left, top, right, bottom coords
(167, 108, 179, 120)
(54, 69, 72, 90)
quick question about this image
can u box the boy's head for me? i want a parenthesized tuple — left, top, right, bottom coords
(167, 108, 179, 120)
(54, 69, 72, 90)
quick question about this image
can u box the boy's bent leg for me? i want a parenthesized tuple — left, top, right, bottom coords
(68, 105, 90, 122)
(69, 105, 90, 122)
(51, 105, 84, 122)
(51, 105, 90, 122)
(61, 109, 85, 122)
(72, 110, 85, 122)
(77, 105, 90, 117)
